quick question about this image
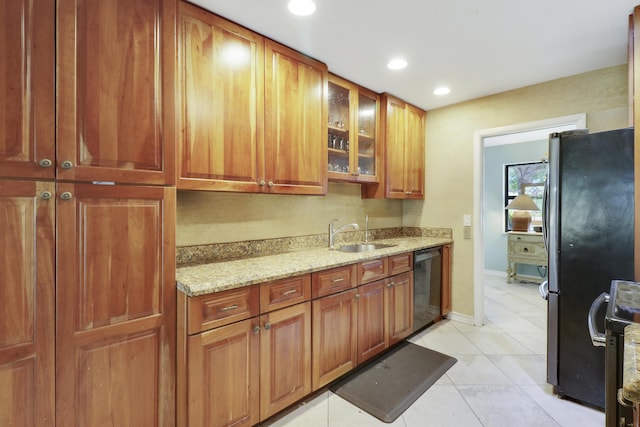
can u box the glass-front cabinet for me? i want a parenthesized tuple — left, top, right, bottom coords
(327, 74, 380, 183)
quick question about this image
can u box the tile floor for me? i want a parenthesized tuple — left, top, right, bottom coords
(263, 273, 606, 427)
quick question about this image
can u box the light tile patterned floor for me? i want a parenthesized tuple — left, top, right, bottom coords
(262, 274, 605, 427)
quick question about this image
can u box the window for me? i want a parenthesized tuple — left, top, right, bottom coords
(504, 161, 547, 231)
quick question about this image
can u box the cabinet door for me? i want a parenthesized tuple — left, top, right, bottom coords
(0, 0, 55, 179)
(260, 302, 311, 420)
(56, 184, 176, 426)
(177, 3, 265, 192)
(0, 180, 55, 426)
(387, 272, 414, 346)
(355, 87, 380, 183)
(357, 280, 388, 364)
(264, 40, 328, 195)
(441, 244, 452, 316)
(57, 0, 176, 185)
(404, 104, 426, 198)
(312, 290, 357, 390)
(383, 95, 407, 198)
(188, 318, 259, 427)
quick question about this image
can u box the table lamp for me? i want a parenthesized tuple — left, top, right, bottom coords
(505, 194, 540, 232)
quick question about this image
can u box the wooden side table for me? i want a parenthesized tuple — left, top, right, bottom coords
(506, 231, 547, 283)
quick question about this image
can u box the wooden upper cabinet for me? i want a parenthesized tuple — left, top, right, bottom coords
(55, 183, 176, 426)
(0, 180, 55, 426)
(363, 94, 426, 199)
(0, 0, 55, 180)
(56, 0, 176, 185)
(327, 74, 381, 183)
(177, 2, 265, 192)
(264, 40, 328, 195)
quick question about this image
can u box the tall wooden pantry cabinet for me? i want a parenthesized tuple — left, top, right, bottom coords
(0, 0, 177, 425)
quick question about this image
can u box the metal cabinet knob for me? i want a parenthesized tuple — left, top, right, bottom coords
(267, 181, 274, 187)
(40, 191, 52, 200)
(259, 180, 266, 186)
(253, 326, 261, 334)
(60, 192, 73, 200)
(60, 160, 74, 169)
(405, 191, 412, 195)
(264, 322, 271, 331)
(387, 282, 395, 288)
(39, 158, 53, 168)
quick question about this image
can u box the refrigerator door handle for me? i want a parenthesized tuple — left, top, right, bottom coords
(542, 174, 549, 252)
(588, 292, 609, 347)
(539, 281, 548, 300)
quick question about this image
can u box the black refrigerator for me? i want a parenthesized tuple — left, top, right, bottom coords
(543, 128, 634, 409)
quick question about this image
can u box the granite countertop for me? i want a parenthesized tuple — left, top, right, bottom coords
(623, 323, 640, 403)
(176, 236, 452, 297)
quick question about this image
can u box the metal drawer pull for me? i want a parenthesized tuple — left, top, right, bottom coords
(219, 304, 239, 312)
(282, 289, 297, 296)
(523, 247, 529, 252)
(331, 278, 344, 283)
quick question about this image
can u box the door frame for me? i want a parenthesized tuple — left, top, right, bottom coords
(472, 113, 586, 326)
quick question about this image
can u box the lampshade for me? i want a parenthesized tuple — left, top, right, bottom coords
(505, 194, 539, 232)
(505, 194, 540, 211)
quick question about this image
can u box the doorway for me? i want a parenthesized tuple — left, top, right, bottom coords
(472, 113, 586, 326)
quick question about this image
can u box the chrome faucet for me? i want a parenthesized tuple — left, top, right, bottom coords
(364, 214, 369, 243)
(328, 218, 360, 249)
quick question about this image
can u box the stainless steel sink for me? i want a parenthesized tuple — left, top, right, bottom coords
(336, 243, 396, 253)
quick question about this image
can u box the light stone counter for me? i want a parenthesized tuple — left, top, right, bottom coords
(623, 323, 640, 403)
(176, 236, 452, 297)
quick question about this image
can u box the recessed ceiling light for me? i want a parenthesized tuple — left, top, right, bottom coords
(288, 0, 316, 16)
(387, 58, 407, 70)
(433, 87, 451, 95)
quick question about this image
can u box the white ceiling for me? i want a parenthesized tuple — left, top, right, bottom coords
(189, 0, 639, 110)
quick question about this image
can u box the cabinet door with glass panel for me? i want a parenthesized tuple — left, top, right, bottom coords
(327, 74, 380, 183)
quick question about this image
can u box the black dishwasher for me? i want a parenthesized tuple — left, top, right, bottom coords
(413, 247, 442, 332)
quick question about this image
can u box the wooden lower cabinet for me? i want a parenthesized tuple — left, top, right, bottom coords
(187, 318, 260, 427)
(0, 180, 55, 426)
(387, 271, 414, 346)
(312, 289, 358, 390)
(260, 302, 312, 419)
(181, 295, 311, 426)
(56, 184, 176, 426)
(357, 279, 388, 364)
(441, 244, 452, 316)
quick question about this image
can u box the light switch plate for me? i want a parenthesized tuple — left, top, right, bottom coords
(463, 214, 471, 226)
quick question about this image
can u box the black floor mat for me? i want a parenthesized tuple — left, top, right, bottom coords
(330, 341, 457, 423)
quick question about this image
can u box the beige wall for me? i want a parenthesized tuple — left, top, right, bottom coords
(177, 182, 402, 246)
(403, 64, 629, 318)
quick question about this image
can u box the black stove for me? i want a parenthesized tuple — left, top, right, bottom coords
(602, 280, 640, 427)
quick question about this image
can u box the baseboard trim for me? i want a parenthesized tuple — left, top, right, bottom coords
(446, 312, 476, 326)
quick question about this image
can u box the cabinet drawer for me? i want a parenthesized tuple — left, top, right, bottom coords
(510, 241, 547, 260)
(188, 286, 259, 335)
(358, 257, 389, 284)
(312, 264, 358, 298)
(509, 233, 542, 244)
(389, 252, 413, 275)
(260, 274, 311, 312)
